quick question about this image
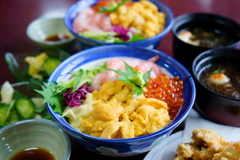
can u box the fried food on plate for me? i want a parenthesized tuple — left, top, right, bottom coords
(174, 129, 240, 160)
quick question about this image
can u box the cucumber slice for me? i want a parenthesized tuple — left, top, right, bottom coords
(6, 109, 20, 124)
(42, 57, 61, 76)
(15, 98, 35, 119)
(34, 113, 42, 119)
(0, 103, 9, 125)
(31, 97, 46, 113)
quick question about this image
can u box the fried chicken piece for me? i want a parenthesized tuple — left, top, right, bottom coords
(174, 143, 215, 160)
(198, 147, 217, 160)
(192, 129, 231, 152)
(174, 129, 237, 160)
(174, 143, 199, 160)
(213, 142, 240, 160)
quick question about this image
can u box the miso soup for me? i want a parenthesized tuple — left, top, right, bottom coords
(199, 63, 240, 99)
(178, 27, 234, 48)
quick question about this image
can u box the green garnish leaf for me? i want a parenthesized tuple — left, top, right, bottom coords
(100, 62, 152, 98)
(133, 86, 145, 98)
(213, 68, 221, 74)
(80, 31, 117, 43)
(126, 33, 146, 42)
(35, 67, 103, 114)
(99, 2, 118, 12)
(80, 30, 146, 43)
(98, 0, 130, 13)
(71, 69, 84, 91)
(124, 61, 136, 75)
(35, 82, 63, 114)
(143, 69, 152, 87)
(56, 69, 84, 94)
(57, 67, 102, 94)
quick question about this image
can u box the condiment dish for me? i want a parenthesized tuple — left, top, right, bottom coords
(26, 17, 75, 49)
(0, 119, 71, 160)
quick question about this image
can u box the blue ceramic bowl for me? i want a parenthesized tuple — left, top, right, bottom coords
(64, 0, 174, 50)
(46, 45, 195, 157)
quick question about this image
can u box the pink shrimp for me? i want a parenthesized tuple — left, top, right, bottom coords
(73, 8, 95, 33)
(91, 56, 162, 91)
(122, 55, 162, 77)
(73, 7, 113, 33)
(99, 16, 113, 31)
(138, 55, 162, 78)
(91, 59, 125, 91)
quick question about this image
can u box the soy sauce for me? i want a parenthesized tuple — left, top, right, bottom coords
(9, 147, 55, 160)
(45, 34, 71, 41)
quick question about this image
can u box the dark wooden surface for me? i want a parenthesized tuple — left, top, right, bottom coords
(1, 0, 240, 159)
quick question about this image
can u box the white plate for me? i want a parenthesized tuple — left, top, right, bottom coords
(144, 131, 183, 160)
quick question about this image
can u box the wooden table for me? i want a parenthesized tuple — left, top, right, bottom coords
(1, 0, 240, 159)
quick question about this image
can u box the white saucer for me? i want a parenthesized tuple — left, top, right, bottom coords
(144, 131, 183, 160)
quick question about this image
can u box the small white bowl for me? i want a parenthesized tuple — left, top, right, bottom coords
(0, 119, 71, 160)
(27, 17, 75, 49)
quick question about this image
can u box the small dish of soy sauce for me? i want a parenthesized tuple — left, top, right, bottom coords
(45, 33, 72, 42)
(27, 17, 75, 49)
(0, 119, 71, 160)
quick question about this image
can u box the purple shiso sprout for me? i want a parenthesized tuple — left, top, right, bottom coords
(113, 25, 134, 41)
(62, 84, 93, 107)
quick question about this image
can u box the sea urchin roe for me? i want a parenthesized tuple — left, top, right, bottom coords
(144, 74, 184, 119)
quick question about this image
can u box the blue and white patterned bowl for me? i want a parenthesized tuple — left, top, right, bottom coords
(46, 45, 196, 157)
(64, 0, 174, 50)
(0, 119, 71, 160)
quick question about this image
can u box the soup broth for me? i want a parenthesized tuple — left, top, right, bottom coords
(178, 27, 234, 48)
(199, 63, 240, 99)
(9, 147, 55, 160)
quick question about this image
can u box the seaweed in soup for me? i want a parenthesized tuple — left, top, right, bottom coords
(199, 63, 240, 99)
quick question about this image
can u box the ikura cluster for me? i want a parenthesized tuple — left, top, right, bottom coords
(144, 74, 184, 119)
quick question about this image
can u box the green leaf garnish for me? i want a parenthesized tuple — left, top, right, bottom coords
(80, 31, 146, 43)
(100, 62, 152, 98)
(56, 67, 102, 94)
(35, 82, 64, 114)
(35, 67, 103, 114)
(98, 0, 130, 13)
(56, 69, 84, 94)
(80, 31, 117, 43)
(213, 68, 221, 74)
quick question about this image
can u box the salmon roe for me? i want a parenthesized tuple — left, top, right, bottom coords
(144, 74, 184, 119)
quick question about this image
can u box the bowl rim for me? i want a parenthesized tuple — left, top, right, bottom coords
(26, 17, 75, 45)
(46, 45, 196, 142)
(171, 12, 240, 49)
(192, 47, 240, 101)
(4, 81, 30, 87)
(0, 119, 71, 159)
(64, 0, 174, 45)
